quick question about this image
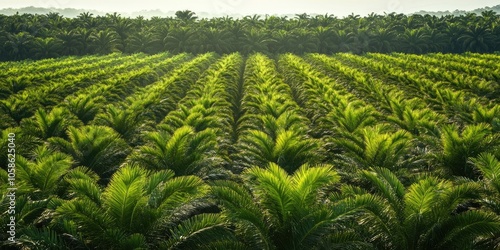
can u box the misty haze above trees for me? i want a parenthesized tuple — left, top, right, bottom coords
(1, 4, 500, 18)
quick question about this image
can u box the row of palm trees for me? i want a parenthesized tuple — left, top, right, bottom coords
(4, 154, 499, 249)
(1, 53, 500, 248)
(1, 10, 500, 60)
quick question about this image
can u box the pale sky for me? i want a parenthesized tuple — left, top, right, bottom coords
(1, 0, 499, 17)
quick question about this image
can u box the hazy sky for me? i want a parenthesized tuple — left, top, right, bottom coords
(1, 0, 499, 16)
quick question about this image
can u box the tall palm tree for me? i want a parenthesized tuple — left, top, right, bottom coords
(200, 27, 233, 54)
(4, 32, 34, 60)
(175, 10, 198, 22)
(369, 28, 397, 53)
(163, 28, 196, 53)
(459, 24, 496, 53)
(126, 28, 161, 54)
(31, 37, 62, 59)
(241, 29, 275, 55)
(89, 29, 120, 54)
(399, 28, 430, 54)
(56, 30, 82, 55)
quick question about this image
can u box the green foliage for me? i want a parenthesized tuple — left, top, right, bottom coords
(127, 126, 220, 176)
(48, 125, 130, 179)
(54, 164, 208, 249)
(440, 124, 499, 178)
(1, 51, 499, 249)
(212, 163, 350, 250)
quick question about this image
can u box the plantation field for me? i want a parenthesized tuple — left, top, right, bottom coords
(1, 52, 500, 249)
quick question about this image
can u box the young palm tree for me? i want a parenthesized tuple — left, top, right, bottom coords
(439, 124, 499, 178)
(54, 163, 209, 249)
(470, 154, 500, 250)
(354, 167, 500, 249)
(332, 125, 413, 171)
(64, 94, 105, 124)
(93, 105, 151, 145)
(472, 153, 500, 214)
(212, 163, 370, 249)
(238, 128, 318, 173)
(14, 146, 73, 197)
(21, 107, 82, 140)
(127, 125, 220, 176)
(48, 125, 130, 180)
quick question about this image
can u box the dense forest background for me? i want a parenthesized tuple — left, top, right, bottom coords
(0, 8, 499, 61)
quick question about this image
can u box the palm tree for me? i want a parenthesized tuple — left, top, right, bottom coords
(89, 29, 120, 54)
(212, 163, 371, 249)
(21, 107, 82, 140)
(15, 146, 73, 197)
(74, 28, 94, 55)
(353, 167, 500, 249)
(288, 29, 318, 54)
(126, 28, 161, 54)
(57, 30, 83, 55)
(439, 124, 499, 178)
(54, 163, 210, 249)
(331, 125, 413, 171)
(76, 12, 98, 29)
(399, 28, 430, 54)
(459, 24, 496, 53)
(314, 26, 334, 54)
(48, 125, 130, 180)
(369, 28, 397, 53)
(331, 29, 357, 53)
(163, 27, 196, 53)
(4, 32, 34, 60)
(127, 126, 220, 176)
(422, 27, 448, 52)
(238, 127, 319, 173)
(111, 18, 135, 51)
(175, 10, 198, 22)
(200, 27, 233, 54)
(64, 94, 105, 124)
(241, 29, 275, 54)
(31, 37, 62, 59)
(93, 105, 150, 145)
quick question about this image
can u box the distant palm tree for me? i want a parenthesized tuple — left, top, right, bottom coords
(459, 24, 496, 53)
(163, 27, 196, 53)
(175, 10, 198, 22)
(90, 29, 120, 54)
(4, 32, 34, 60)
(31, 37, 62, 59)
(399, 28, 430, 54)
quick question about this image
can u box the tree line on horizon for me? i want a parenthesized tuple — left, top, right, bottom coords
(0, 9, 499, 61)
